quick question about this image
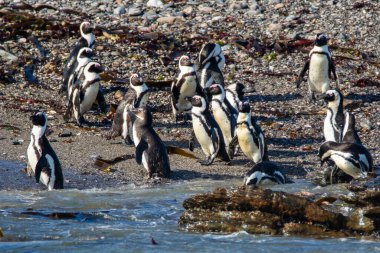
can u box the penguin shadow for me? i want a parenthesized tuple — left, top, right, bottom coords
(101, 86, 128, 95)
(269, 149, 315, 158)
(171, 170, 240, 181)
(345, 93, 380, 103)
(245, 93, 302, 103)
(269, 137, 319, 148)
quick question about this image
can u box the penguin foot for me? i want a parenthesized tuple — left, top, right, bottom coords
(124, 135, 134, 146)
(199, 159, 212, 166)
(188, 140, 194, 151)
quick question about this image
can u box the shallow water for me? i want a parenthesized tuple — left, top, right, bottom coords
(1, 167, 380, 252)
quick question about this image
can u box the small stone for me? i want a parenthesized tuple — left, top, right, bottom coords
(198, 6, 213, 13)
(157, 16, 183, 25)
(0, 49, 18, 63)
(113, 6, 126, 15)
(274, 3, 284, 9)
(12, 140, 24, 145)
(182, 6, 193, 15)
(268, 23, 282, 31)
(285, 15, 297, 21)
(147, 0, 164, 8)
(128, 6, 143, 16)
(360, 120, 373, 131)
(18, 38, 27, 43)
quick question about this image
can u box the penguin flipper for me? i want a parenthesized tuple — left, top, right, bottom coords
(96, 89, 107, 113)
(35, 156, 49, 183)
(135, 139, 148, 165)
(296, 60, 310, 88)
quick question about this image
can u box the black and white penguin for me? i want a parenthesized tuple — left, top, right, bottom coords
(61, 21, 95, 93)
(225, 82, 246, 113)
(62, 47, 94, 98)
(323, 89, 345, 143)
(207, 84, 237, 158)
(171, 55, 203, 122)
(106, 73, 149, 143)
(128, 107, 170, 178)
(189, 95, 230, 165)
(319, 141, 373, 179)
(244, 161, 286, 186)
(296, 33, 338, 102)
(233, 101, 268, 164)
(198, 43, 225, 89)
(64, 61, 106, 126)
(27, 112, 64, 190)
(342, 111, 362, 144)
(198, 43, 225, 71)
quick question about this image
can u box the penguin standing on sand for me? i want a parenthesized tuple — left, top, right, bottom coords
(106, 73, 149, 144)
(198, 43, 225, 89)
(189, 95, 230, 165)
(225, 82, 246, 113)
(342, 112, 362, 144)
(27, 112, 64, 190)
(244, 161, 286, 186)
(319, 141, 373, 180)
(323, 89, 345, 143)
(296, 33, 338, 102)
(207, 84, 237, 158)
(128, 107, 170, 178)
(61, 21, 95, 93)
(231, 101, 267, 164)
(171, 55, 203, 122)
(64, 61, 106, 126)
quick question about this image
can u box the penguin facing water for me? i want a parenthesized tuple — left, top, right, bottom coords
(296, 33, 338, 102)
(189, 95, 230, 165)
(128, 107, 170, 178)
(323, 89, 345, 143)
(27, 112, 64, 190)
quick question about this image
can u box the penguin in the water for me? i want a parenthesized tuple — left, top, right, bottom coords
(198, 43, 225, 89)
(225, 82, 246, 113)
(63, 47, 94, 99)
(61, 21, 95, 93)
(198, 43, 225, 71)
(296, 33, 338, 102)
(106, 73, 149, 144)
(207, 84, 237, 158)
(171, 55, 203, 122)
(189, 95, 230, 165)
(27, 112, 64, 190)
(342, 112, 362, 144)
(128, 107, 170, 178)
(323, 89, 345, 143)
(231, 101, 267, 164)
(244, 161, 286, 186)
(64, 61, 106, 126)
(319, 141, 373, 179)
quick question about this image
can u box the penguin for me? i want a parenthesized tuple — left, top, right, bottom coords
(64, 62, 106, 126)
(323, 89, 345, 143)
(207, 84, 237, 158)
(61, 21, 95, 93)
(225, 82, 246, 113)
(106, 73, 149, 143)
(189, 95, 230, 165)
(62, 47, 94, 99)
(27, 111, 64, 190)
(319, 141, 373, 179)
(244, 161, 286, 186)
(128, 107, 170, 178)
(231, 101, 268, 164)
(198, 57, 224, 89)
(198, 43, 225, 71)
(342, 111, 362, 144)
(171, 55, 203, 122)
(296, 33, 338, 102)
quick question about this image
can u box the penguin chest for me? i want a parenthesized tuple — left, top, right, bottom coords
(309, 55, 330, 92)
(237, 125, 261, 163)
(193, 116, 214, 156)
(137, 93, 149, 108)
(39, 154, 56, 191)
(212, 104, 232, 144)
(27, 141, 41, 171)
(324, 112, 338, 142)
(132, 125, 149, 172)
(122, 105, 132, 139)
(80, 83, 99, 113)
(179, 76, 197, 98)
(331, 152, 362, 179)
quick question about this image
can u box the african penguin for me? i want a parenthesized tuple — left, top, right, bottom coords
(61, 47, 94, 98)
(27, 112, 64, 190)
(207, 84, 237, 158)
(128, 107, 170, 178)
(198, 43, 225, 71)
(106, 73, 149, 144)
(62, 21, 95, 93)
(232, 101, 268, 164)
(189, 95, 230, 165)
(225, 82, 246, 113)
(198, 43, 225, 89)
(244, 161, 286, 186)
(323, 89, 345, 143)
(64, 61, 106, 126)
(171, 55, 203, 122)
(296, 33, 338, 102)
(319, 141, 373, 179)
(342, 111, 362, 144)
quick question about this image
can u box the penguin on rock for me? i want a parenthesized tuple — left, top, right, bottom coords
(296, 33, 338, 102)
(128, 107, 171, 178)
(171, 55, 203, 122)
(188, 95, 230, 165)
(323, 89, 345, 143)
(27, 112, 64, 190)
(64, 62, 107, 126)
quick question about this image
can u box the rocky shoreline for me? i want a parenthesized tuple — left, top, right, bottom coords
(0, 0, 379, 191)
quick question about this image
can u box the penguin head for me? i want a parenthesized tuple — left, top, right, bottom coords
(77, 47, 93, 62)
(199, 43, 222, 65)
(208, 84, 224, 97)
(315, 33, 328, 47)
(179, 55, 193, 67)
(189, 95, 207, 112)
(130, 73, 144, 86)
(30, 111, 47, 127)
(129, 107, 152, 126)
(85, 62, 103, 76)
(80, 21, 94, 35)
(238, 101, 251, 113)
(323, 89, 342, 107)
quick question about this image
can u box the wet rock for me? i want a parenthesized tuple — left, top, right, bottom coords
(282, 223, 349, 238)
(346, 209, 375, 232)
